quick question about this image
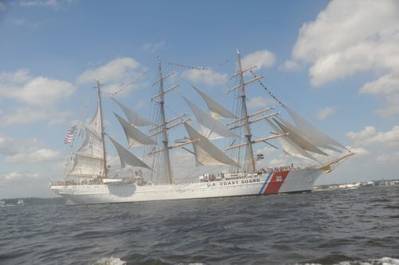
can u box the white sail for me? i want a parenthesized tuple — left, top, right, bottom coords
(77, 127, 103, 157)
(272, 117, 328, 156)
(192, 86, 236, 119)
(108, 136, 151, 170)
(90, 102, 102, 134)
(114, 113, 156, 147)
(183, 97, 237, 138)
(266, 119, 318, 161)
(68, 154, 104, 177)
(67, 104, 105, 177)
(284, 106, 345, 151)
(112, 98, 153, 127)
(184, 122, 239, 167)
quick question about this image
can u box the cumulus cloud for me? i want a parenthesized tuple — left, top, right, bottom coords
(142, 41, 166, 53)
(0, 107, 71, 127)
(347, 125, 399, 146)
(346, 146, 369, 156)
(0, 134, 59, 163)
(279, 60, 301, 71)
(247, 96, 273, 110)
(6, 148, 59, 163)
(0, 69, 75, 106)
(0, 171, 39, 182)
(289, 0, 399, 116)
(0, 69, 75, 126)
(181, 68, 228, 86)
(317, 106, 336, 120)
(17, 0, 72, 8)
(241, 50, 276, 70)
(359, 73, 399, 117)
(78, 57, 146, 95)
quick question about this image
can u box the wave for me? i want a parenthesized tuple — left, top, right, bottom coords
(298, 257, 399, 265)
(92, 257, 126, 265)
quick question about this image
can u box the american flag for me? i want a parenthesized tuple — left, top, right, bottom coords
(64, 125, 77, 145)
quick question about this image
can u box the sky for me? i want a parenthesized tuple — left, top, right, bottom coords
(0, 0, 399, 199)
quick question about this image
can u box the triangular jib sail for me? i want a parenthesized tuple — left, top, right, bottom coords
(284, 105, 345, 152)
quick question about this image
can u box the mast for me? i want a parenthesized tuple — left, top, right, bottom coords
(158, 62, 174, 184)
(96, 80, 108, 178)
(236, 50, 256, 172)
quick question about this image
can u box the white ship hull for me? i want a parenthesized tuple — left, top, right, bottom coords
(50, 168, 322, 204)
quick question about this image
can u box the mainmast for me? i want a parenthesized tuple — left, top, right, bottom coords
(96, 80, 108, 178)
(158, 62, 174, 184)
(236, 50, 256, 173)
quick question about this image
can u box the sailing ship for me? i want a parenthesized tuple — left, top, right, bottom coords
(50, 51, 353, 204)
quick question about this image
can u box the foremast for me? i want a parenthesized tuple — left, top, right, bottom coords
(157, 62, 174, 184)
(236, 50, 256, 173)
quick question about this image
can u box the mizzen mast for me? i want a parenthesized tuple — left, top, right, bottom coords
(236, 50, 256, 173)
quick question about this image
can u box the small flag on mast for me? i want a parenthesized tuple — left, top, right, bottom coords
(64, 125, 77, 144)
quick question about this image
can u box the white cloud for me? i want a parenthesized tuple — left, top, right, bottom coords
(181, 68, 228, 86)
(142, 41, 166, 53)
(5, 148, 59, 163)
(0, 69, 76, 106)
(0, 171, 39, 182)
(376, 151, 399, 164)
(0, 69, 75, 126)
(290, 0, 399, 116)
(247, 96, 272, 110)
(347, 146, 369, 156)
(78, 57, 146, 95)
(279, 60, 301, 71)
(0, 134, 60, 163)
(241, 50, 276, 70)
(17, 0, 72, 8)
(317, 106, 336, 120)
(359, 73, 399, 117)
(0, 107, 71, 126)
(347, 125, 399, 146)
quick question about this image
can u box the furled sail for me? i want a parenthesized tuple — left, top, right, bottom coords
(184, 122, 240, 167)
(112, 98, 153, 127)
(272, 117, 328, 156)
(108, 136, 151, 170)
(183, 97, 237, 138)
(284, 106, 345, 152)
(114, 113, 156, 147)
(192, 86, 237, 119)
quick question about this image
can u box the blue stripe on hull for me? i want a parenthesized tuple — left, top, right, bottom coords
(258, 172, 272, 195)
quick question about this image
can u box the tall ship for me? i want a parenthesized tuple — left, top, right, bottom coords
(50, 51, 353, 204)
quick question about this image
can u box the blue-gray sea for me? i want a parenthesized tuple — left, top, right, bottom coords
(0, 185, 398, 265)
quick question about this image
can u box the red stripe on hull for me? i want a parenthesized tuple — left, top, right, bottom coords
(264, 170, 289, 194)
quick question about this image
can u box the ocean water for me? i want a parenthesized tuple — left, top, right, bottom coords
(0, 185, 398, 265)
